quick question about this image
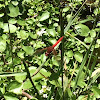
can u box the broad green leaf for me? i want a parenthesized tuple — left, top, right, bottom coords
(47, 38, 56, 45)
(9, 18, 17, 24)
(0, 61, 4, 65)
(91, 68, 100, 78)
(17, 51, 25, 59)
(9, 24, 17, 33)
(53, 18, 59, 22)
(2, 33, 7, 40)
(91, 86, 100, 98)
(4, 95, 18, 100)
(39, 11, 50, 21)
(97, 22, 100, 26)
(26, 19, 33, 24)
(0, 21, 3, 28)
(0, 13, 4, 17)
(49, 72, 59, 80)
(63, 7, 70, 12)
(74, 51, 83, 62)
(77, 95, 85, 100)
(23, 79, 33, 89)
(28, 9, 34, 16)
(0, 40, 6, 52)
(75, 24, 90, 36)
(84, 37, 93, 43)
(12, 1, 18, 6)
(7, 81, 22, 94)
(29, 32, 37, 39)
(3, 23, 17, 33)
(17, 19, 26, 26)
(3, 23, 8, 33)
(8, 4, 19, 17)
(29, 66, 51, 78)
(22, 46, 34, 55)
(52, 56, 59, 66)
(66, 50, 73, 57)
(97, 39, 100, 44)
(47, 28, 56, 36)
(77, 71, 86, 88)
(36, 6, 42, 11)
(17, 30, 29, 39)
(15, 75, 26, 83)
(13, 57, 21, 65)
(23, 67, 51, 89)
(90, 30, 96, 37)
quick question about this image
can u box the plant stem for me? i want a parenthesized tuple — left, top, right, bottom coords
(23, 59, 41, 100)
(60, 7, 64, 100)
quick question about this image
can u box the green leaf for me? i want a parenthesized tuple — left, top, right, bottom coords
(0, 21, 3, 28)
(29, 32, 37, 39)
(74, 51, 83, 62)
(97, 22, 100, 26)
(84, 37, 93, 43)
(9, 24, 17, 33)
(39, 11, 50, 21)
(17, 19, 26, 26)
(77, 95, 85, 100)
(97, 39, 100, 45)
(49, 72, 59, 80)
(22, 46, 34, 55)
(13, 57, 21, 65)
(90, 30, 96, 37)
(47, 38, 56, 45)
(4, 95, 19, 100)
(2, 34, 8, 40)
(17, 51, 25, 59)
(9, 18, 17, 24)
(91, 86, 100, 98)
(0, 13, 4, 17)
(7, 81, 22, 94)
(3, 23, 17, 33)
(66, 50, 73, 57)
(36, 6, 42, 11)
(17, 30, 29, 39)
(29, 66, 51, 78)
(0, 40, 6, 52)
(12, 1, 18, 6)
(77, 71, 86, 88)
(26, 19, 34, 24)
(63, 7, 70, 12)
(15, 75, 26, 83)
(75, 24, 90, 36)
(47, 28, 56, 37)
(8, 4, 19, 17)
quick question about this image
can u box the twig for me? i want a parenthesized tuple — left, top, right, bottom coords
(32, 57, 49, 77)
(22, 91, 33, 99)
(66, 32, 89, 49)
(23, 60, 41, 100)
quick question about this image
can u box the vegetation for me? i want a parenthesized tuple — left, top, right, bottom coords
(0, 0, 100, 100)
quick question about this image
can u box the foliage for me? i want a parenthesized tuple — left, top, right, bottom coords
(0, 0, 100, 100)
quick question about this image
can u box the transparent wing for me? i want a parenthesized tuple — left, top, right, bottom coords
(34, 47, 47, 55)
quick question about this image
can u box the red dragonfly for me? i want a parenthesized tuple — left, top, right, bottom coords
(35, 36, 64, 56)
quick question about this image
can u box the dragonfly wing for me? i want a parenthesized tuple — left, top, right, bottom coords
(34, 48, 47, 55)
(52, 49, 57, 56)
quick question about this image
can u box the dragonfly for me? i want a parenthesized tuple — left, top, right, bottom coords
(35, 36, 64, 56)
